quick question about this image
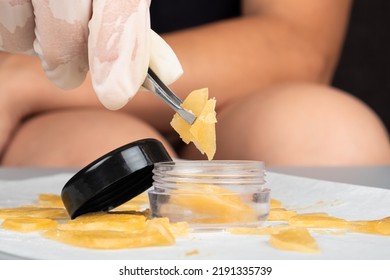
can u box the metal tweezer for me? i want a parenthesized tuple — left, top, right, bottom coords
(143, 68, 197, 125)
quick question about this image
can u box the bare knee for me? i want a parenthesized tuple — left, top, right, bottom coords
(211, 83, 390, 166)
(1, 108, 176, 167)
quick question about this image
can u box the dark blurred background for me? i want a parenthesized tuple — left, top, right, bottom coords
(332, 0, 390, 134)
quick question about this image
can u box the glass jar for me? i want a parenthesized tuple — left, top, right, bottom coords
(148, 160, 270, 231)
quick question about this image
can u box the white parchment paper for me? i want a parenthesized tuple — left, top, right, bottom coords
(0, 172, 389, 260)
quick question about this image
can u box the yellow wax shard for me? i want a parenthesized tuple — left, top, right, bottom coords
(43, 218, 175, 250)
(0, 193, 190, 250)
(350, 216, 390, 235)
(37, 193, 65, 208)
(288, 214, 348, 229)
(377, 217, 390, 235)
(269, 227, 319, 253)
(270, 198, 282, 209)
(154, 217, 191, 237)
(171, 88, 217, 160)
(0, 206, 68, 220)
(166, 184, 257, 224)
(268, 208, 297, 221)
(57, 213, 147, 232)
(185, 250, 199, 256)
(2, 217, 58, 232)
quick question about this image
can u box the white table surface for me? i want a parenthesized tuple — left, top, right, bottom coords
(0, 166, 389, 260)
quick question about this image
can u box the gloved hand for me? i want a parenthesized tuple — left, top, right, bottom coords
(0, 0, 183, 110)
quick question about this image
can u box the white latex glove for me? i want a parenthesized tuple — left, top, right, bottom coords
(0, 0, 183, 110)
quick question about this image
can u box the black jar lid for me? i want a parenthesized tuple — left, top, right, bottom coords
(61, 138, 172, 219)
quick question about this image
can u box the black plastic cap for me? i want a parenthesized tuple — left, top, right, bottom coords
(61, 138, 172, 219)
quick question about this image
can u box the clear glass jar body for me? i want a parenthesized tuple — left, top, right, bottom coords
(148, 160, 270, 231)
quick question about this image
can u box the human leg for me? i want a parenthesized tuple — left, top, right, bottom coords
(1, 108, 176, 167)
(0, 53, 103, 159)
(181, 83, 390, 166)
(0, 52, 182, 162)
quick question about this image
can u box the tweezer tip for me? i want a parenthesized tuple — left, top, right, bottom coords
(144, 68, 197, 125)
(178, 109, 197, 125)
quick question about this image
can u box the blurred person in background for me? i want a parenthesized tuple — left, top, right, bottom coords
(0, 0, 389, 167)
